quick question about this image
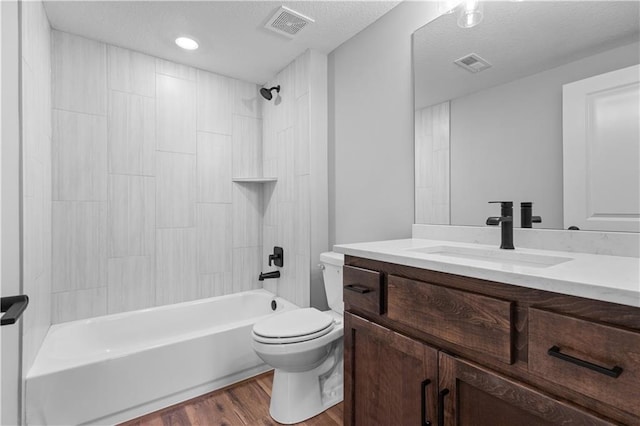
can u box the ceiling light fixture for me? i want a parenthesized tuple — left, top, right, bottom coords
(457, 0, 484, 29)
(438, 0, 463, 15)
(175, 37, 199, 50)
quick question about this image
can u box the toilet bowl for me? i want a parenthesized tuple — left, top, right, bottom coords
(251, 252, 344, 424)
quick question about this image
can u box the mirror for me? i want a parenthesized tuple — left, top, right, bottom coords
(413, 1, 640, 230)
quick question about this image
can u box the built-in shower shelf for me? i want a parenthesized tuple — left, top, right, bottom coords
(232, 177, 278, 183)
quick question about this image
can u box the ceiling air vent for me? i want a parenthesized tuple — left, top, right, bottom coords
(264, 6, 315, 39)
(454, 53, 492, 73)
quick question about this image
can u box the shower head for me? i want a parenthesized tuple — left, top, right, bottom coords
(260, 85, 280, 101)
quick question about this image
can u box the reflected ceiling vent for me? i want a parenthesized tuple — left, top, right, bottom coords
(264, 6, 315, 39)
(454, 53, 492, 73)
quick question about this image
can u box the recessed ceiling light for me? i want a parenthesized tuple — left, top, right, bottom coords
(175, 37, 199, 50)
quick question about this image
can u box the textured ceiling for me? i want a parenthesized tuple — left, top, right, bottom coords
(414, 1, 640, 109)
(43, 1, 401, 84)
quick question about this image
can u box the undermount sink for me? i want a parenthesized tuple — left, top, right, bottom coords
(406, 245, 573, 269)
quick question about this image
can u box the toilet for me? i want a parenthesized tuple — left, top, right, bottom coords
(251, 252, 344, 424)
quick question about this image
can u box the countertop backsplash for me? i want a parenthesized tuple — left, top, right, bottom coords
(412, 224, 640, 258)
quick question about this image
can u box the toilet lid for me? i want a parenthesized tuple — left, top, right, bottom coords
(253, 308, 334, 339)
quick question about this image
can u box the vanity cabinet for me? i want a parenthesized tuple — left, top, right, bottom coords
(343, 256, 640, 425)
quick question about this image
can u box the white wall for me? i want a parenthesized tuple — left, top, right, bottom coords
(450, 41, 640, 228)
(308, 51, 329, 309)
(328, 1, 438, 246)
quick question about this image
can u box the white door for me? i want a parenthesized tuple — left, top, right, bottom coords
(563, 64, 640, 232)
(0, 0, 4, 420)
(1, 1, 24, 424)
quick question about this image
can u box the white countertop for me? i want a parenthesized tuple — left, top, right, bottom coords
(333, 239, 640, 308)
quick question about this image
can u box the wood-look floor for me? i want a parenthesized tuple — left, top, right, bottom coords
(120, 371, 343, 426)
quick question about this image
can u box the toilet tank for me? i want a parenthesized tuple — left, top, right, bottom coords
(320, 252, 344, 314)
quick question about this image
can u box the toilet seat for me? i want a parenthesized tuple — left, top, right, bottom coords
(253, 308, 335, 344)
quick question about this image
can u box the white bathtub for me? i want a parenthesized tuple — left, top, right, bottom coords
(26, 289, 296, 425)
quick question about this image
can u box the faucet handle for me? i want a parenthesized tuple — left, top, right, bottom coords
(489, 201, 513, 207)
(520, 201, 542, 228)
(268, 246, 284, 267)
(489, 201, 513, 217)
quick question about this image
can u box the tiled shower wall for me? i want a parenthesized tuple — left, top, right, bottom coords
(51, 31, 264, 323)
(415, 101, 450, 225)
(21, 0, 52, 373)
(260, 50, 328, 308)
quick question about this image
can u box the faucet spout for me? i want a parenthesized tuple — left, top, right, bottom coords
(258, 270, 280, 281)
(486, 216, 510, 226)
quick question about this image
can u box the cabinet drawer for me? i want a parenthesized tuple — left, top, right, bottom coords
(529, 308, 640, 418)
(387, 275, 514, 364)
(343, 266, 383, 315)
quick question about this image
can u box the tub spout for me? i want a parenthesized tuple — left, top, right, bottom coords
(259, 271, 280, 281)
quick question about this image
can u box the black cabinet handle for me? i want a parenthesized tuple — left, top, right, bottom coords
(344, 284, 371, 294)
(548, 346, 623, 378)
(421, 379, 432, 426)
(437, 388, 449, 426)
(1, 295, 29, 326)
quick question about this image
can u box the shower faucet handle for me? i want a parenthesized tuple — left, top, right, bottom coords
(268, 246, 284, 267)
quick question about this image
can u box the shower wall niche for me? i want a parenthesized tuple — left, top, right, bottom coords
(49, 30, 327, 323)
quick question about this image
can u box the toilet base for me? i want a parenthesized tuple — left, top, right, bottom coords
(269, 342, 343, 424)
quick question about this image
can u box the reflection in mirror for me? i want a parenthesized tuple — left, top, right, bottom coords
(413, 1, 639, 231)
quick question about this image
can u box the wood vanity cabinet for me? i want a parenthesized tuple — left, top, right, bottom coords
(342, 257, 640, 426)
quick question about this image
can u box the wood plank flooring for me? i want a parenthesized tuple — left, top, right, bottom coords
(120, 371, 344, 426)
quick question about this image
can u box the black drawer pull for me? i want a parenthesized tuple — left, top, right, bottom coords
(421, 379, 432, 426)
(437, 388, 449, 426)
(1, 295, 29, 326)
(548, 345, 623, 378)
(344, 284, 371, 294)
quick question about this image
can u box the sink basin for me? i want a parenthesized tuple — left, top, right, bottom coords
(406, 245, 573, 268)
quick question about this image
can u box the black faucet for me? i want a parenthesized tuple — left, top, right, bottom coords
(520, 202, 542, 228)
(260, 247, 283, 281)
(268, 246, 284, 267)
(486, 201, 514, 249)
(258, 271, 280, 281)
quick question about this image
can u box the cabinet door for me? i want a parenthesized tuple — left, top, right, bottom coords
(344, 312, 438, 426)
(438, 353, 616, 426)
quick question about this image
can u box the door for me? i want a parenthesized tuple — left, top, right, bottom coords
(0, 1, 4, 419)
(563, 64, 640, 232)
(1, 1, 24, 424)
(344, 312, 438, 426)
(438, 353, 615, 426)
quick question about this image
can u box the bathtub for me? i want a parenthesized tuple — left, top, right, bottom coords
(26, 289, 296, 425)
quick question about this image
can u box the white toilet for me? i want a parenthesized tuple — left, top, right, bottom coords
(251, 252, 344, 424)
